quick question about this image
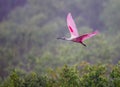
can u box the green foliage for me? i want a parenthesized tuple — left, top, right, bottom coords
(80, 64, 108, 87)
(1, 63, 120, 87)
(58, 65, 80, 87)
(1, 1, 120, 87)
(1, 71, 47, 87)
(109, 62, 120, 87)
(23, 72, 47, 87)
(1, 0, 120, 81)
(0, 70, 24, 87)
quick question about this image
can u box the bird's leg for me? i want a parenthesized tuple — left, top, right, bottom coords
(81, 42, 87, 47)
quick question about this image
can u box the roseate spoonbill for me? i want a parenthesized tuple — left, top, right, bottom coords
(57, 13, 99, 47)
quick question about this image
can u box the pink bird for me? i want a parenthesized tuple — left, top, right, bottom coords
(57, 13, 99, 47)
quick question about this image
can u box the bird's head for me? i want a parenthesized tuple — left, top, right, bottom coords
(57, 37, 66, 40)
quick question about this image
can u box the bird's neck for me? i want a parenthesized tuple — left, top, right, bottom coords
(57, 37, 70, 41)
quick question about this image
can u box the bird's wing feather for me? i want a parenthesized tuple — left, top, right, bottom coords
(79, 30, 99, 41)
(67, 13, 79, 38)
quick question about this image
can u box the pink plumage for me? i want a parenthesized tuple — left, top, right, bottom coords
(67, 13, 79, 38)
(78, 30, 99, 42)
(57, 13, 99, 47)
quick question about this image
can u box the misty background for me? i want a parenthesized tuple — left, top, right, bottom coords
(0, 0, 120, 78)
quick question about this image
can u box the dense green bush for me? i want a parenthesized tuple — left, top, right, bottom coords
(1, 62, 120, 87)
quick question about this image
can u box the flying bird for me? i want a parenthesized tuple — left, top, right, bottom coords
(57, 13, 99, 47)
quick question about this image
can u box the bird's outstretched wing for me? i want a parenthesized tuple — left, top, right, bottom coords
(67, 13, 79, 38)
(79, 30, 99, 41)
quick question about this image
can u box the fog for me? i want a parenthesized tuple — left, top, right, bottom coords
(0, 0, 120, 78)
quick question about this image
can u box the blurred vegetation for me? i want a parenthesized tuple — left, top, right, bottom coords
(0, 62, 120, 87)
(0, 0, 120, 85)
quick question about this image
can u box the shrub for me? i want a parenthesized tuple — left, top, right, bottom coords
(1, 62, 120, 87)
